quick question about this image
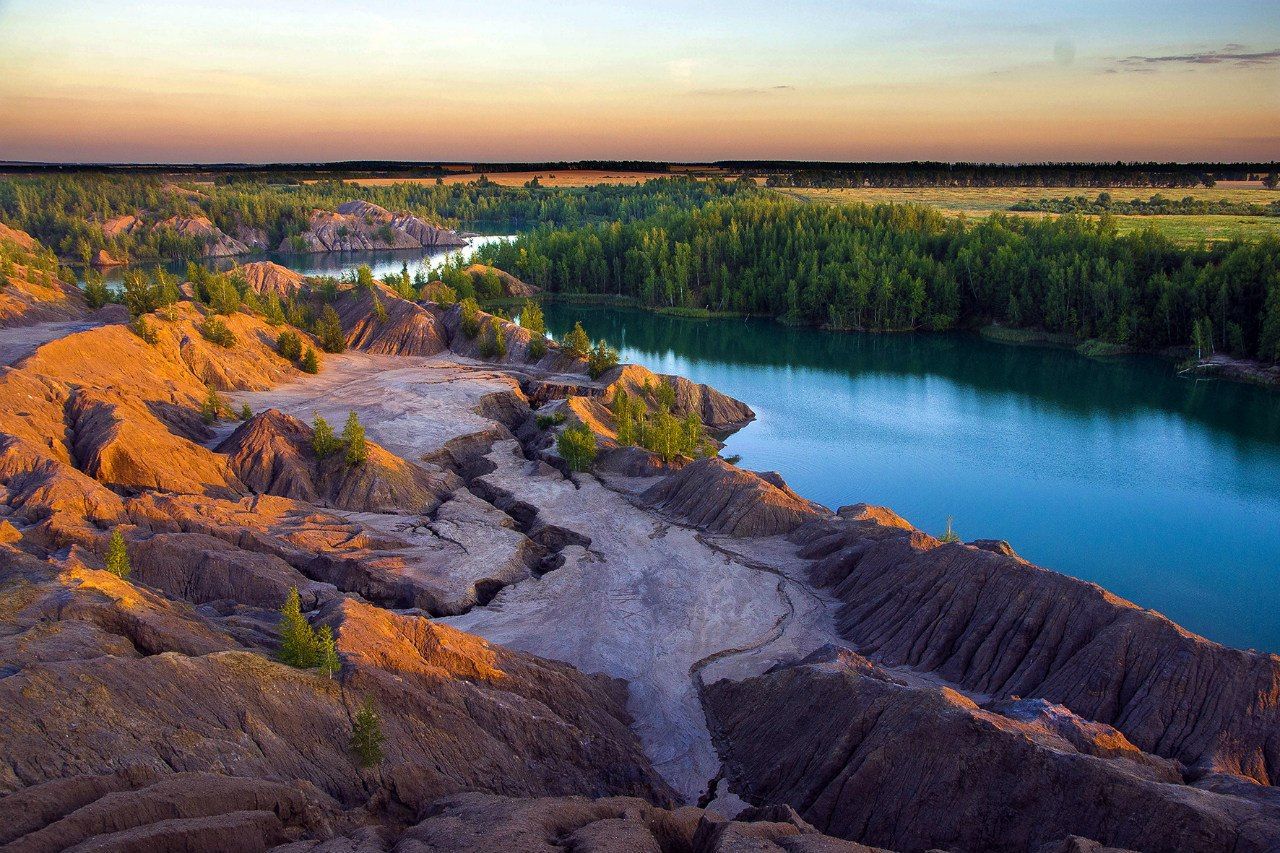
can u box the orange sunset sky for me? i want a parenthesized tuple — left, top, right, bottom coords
(1, 0, 1276, 163)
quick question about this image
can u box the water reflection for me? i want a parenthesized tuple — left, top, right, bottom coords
(543, 305, 1280, 652)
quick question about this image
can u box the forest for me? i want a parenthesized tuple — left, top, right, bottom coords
(475, 196, 1280, 362)
(0, 175, 753, 263)
(1012, 192, 1280, 218)
(750, 161, 1279, 188)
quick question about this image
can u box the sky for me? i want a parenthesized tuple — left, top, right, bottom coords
(1, 0, 1277, 163)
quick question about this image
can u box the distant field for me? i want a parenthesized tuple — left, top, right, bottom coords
(330, 169, 725, 188)
(780, 183, 1279, 244)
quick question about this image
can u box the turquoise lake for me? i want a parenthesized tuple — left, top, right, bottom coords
(542, 304, 1280, 654)
(91, 247, 1280, 652)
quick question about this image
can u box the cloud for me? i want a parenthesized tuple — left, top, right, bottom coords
(1113, 45, 1280, 70)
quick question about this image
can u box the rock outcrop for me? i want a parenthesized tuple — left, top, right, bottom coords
(236, 260, 308, 299)
(463, 263, 540, 297)
(789, 510, 1280, 787)
(283, 200, 467, 253)
(601, 363, 756, 431)
(157, 215, 251, 257)
(642, 458, 826, 537)
(336, 285, 449, 356)
(394, 791, 882, 852)
(0, 555, 675, 848)
(705, 646, 1280, 852)
(217, 408, 457, 513)
(0, 224, 87, 327)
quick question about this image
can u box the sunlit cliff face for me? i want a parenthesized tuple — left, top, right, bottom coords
(0, 0, 1276, 162)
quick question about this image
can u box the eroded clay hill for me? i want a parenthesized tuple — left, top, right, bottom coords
(285, 200, 468, 253)
(1, 242, 1278, 852)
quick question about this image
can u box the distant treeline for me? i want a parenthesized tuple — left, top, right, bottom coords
(0, 175, 753, 263)
(746, 161, 1280, 189)
(1012, 192, 1280, 217)
(475, 196, 1280, 362)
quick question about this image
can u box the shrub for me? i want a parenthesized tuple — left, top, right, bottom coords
(316, 305, 346, 353)
(312, 415, 341, 457)
(277, 587, 319, 668)
(426, 283, 457, 305)
(199, 316, 236, 348)
(535, 411, 567, 430)
(277, 329, 302, 361)
(262, 295, 285, 325)
(476, 268, 503, 299)
(238, 403, 253, 421)
(612, 390, 637, 447)
(299, 347, 319, 374)
(129, 314, 158, 345)
(200, 387, 224, 424)
(459, 297, 482, 338)
(317, 625, 340, 679)
(206, 276, 241, 315)
(587, 339, 619, 379)
(104, 529, 130, 579)
(521, 300, 547, 359)
(478, 316, 507, 359)
(83, 270, 112, 309)
(562, 321, 590, 358)
(557, 422, 597, 472)
(342, 411, 367, 466)
(940, 516, 961, 543)
(349, 698, 385, 768)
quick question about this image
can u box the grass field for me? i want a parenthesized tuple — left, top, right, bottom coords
(780, 183, 1279, 244)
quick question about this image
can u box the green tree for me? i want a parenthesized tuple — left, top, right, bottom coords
(199, 316, 236, 348)
(459, 297, 482, 338)
(206, 276, 241, 315)
(342, 411, 367, 466)
(682, 410, 705, 456)
(563, 321, 591, 358)
(277, 329, 302, 361)
(557, 422, 597, 471)
(654, 380, 676, 411)
(520, 299, 547, 359)
(277, 587, 318, 668)
(262, 294, 285, 325)
(83, 269, 111, 309)
(239, 403, 253, 421)
(104, 529, 130, 579)
(313, 414, 341, 457)
(587, 339, 619, 379)
(200, 387, 224, 424)
(316, 305, 346, 353)
(129, 314, 158, 345)
(643, 405, 684, 463)
(317, 625, 340, 679)
(479, 316, 507, 359)
(299, 347, 319, 374)
(349, 698, 386, 768)
(612, 390, 637, 447)
(356, 264, 376, 290)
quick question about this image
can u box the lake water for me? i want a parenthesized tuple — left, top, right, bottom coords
(542, 304, 1280, 653)
(86, 246, 1280, 652)
(89, 235, 511, 287)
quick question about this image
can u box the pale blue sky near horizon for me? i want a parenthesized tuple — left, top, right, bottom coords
(1, 0, 1276, 162)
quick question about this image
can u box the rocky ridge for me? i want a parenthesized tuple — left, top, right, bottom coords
(283, 200, 468, 253)
(0, 239, 1276, 852)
